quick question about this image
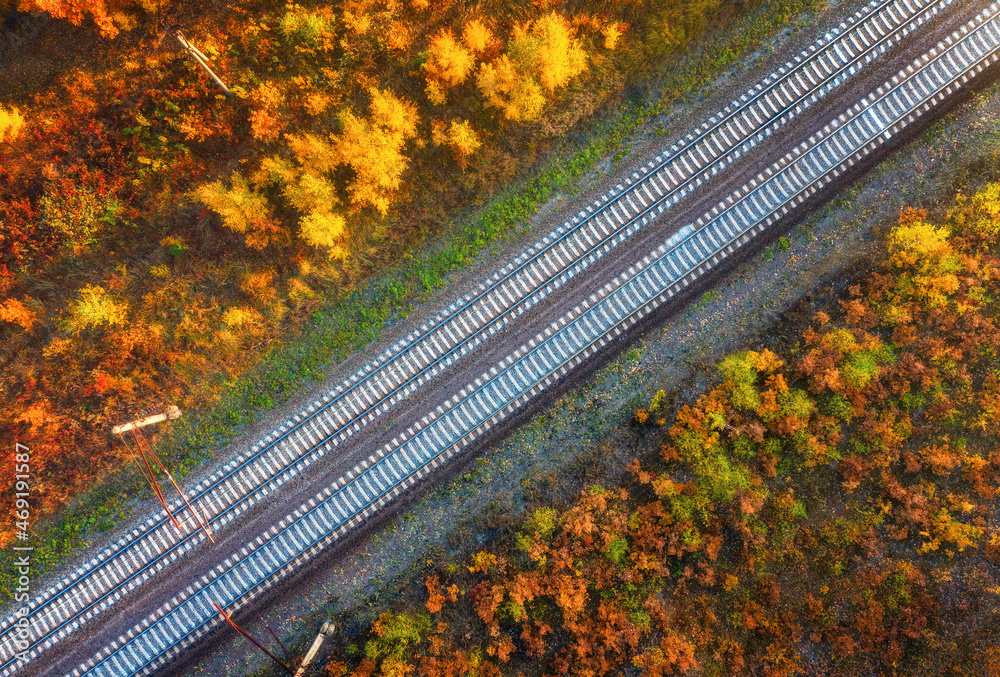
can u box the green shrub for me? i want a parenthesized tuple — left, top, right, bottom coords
(694, 448, 753, 502)
(365, 611, 431, 663)
(719, 352, 761, 411)
(606, 535, 629, 564)
(527, 507, 560, 539)
(279, 7, 336, 48)
(822, 393, 854, 421)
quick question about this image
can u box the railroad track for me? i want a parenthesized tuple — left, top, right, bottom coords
(2, 0, 995, 673)
(0, 0, 945, 667)
(62, 6, 1000, 674)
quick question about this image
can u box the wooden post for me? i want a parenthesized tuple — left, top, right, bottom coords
(294, 621, 334, 677)
(112, 405, 182, 435)
(175, 31, 233, 97)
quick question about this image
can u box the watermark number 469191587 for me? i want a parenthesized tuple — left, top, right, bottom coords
(12, 442, 32, 664)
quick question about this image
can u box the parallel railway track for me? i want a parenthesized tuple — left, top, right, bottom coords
(71, 6, 1000, 674)
(0, 0, 943, 663)
(2, 0, 997, 674)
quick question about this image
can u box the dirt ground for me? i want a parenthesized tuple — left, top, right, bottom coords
(165, 2, 1000, 675)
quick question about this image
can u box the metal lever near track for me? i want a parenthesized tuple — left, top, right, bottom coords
(111, 405, 182, 435)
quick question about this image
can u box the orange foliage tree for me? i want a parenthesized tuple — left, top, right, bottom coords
(20, 0, 121, 37)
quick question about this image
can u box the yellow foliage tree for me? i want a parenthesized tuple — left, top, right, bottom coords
(0, 105, 25, 143)
(196, 172, 267, 235)
(423, 31, 475, 105)
(477, 55, 545, 122)
(284, 134, 338, 174)
(432, 119, 482, 169)
(889, 217, 951, 263)
(66, 285, 128, 333)
(254, 88, 416, 255)
(194, 173, 285, 250)
(217, 306, 266, 353)
(888, 209, 961, 309)
(972, 182, 1000, 217)
(289, 168, 339, 214)
(967, 182, 1000, 238)
(221, 306, 262, 329)
(521, 12, 588, 93)
(256, 153, 345, 257)
(477, 12, 587, 121)
(462, 19, 493, 55)
(299, 211, 347, 256)
(334, 87, 418, 215)
(602, 22, 624, 50)
(919, 507, 983, 554)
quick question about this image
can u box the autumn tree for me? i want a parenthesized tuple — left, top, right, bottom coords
(19, 0, 120, 37)
(299, 211, 346, 253)
(333, 87, 419, 215)
(431, 119, 482, 169)
(255, 151, 345, 257)
(477, 12, 589, 121)
(602, 22, 625, 49)
(39, 178, 123, 255)
(0, 106, 24, 143)
(64, 285, 128, 333)
(462, 19, 493, 55)
(249, 81, 287, 142)
(194, 173, 287, 250)
(887, 208, 960, 309)
(278, 4, 336, 53)
(423, 31, 475, 105)
(519, 12, 589, 93)
(967, 182, 1000, 240)
(0, 298, 39, 331)
(477, 55, 546, 122)
(363, 610, 431, 675)
(253, 87, 417, 256)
